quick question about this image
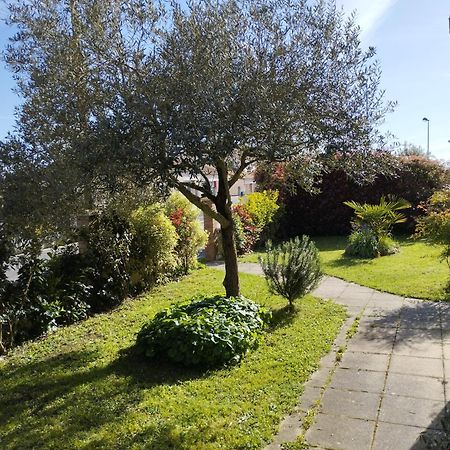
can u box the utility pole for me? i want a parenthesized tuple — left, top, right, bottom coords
(422, 117, 430, 158)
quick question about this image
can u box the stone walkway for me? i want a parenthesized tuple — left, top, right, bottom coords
(210, 262, 449, 450)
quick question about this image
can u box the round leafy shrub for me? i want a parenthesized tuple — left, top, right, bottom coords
(345, 228, 379, 258)
(259, 236, 322, 309)
(136, 296, 271, 367)
(129, 204, 178, 291)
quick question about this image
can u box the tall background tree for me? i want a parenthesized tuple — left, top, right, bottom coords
(1, 0, 394, 296)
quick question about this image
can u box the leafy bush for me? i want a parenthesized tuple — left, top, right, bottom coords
(136, 295, 271, 367)
(343, 196, 408, 258)
(165, 192, 208, 274)
(232, 205, 259, 255)
(344, 227, 383, 258)
(232, 190, 280, 254)
(345, 227, 379, 258)
(415, 189, 450, 267)
(85, 211, 133, 309)
(0, 243, 92, 353)
(259, 236, 322, 309)
(243, 190, 280, 231)
(256, 156, 448, 237)
(129, 204, 178, 290)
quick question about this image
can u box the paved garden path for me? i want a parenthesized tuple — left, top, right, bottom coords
(209, 262, 449, 450)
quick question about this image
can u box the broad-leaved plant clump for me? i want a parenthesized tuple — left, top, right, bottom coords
(136, 295, 271, 367)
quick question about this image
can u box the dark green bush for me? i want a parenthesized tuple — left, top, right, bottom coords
(259, 236, 322, 309)
(345, 228, 379, 258)
(85, 211, 133, 310)
(136, 295, 271, 367)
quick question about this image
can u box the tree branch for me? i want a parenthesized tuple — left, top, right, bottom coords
(173, 180, 229, 227)
(179, 180, 216, 201)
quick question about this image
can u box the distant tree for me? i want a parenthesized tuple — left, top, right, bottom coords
(398, 142, 426, 157)
(2, 0, 394, 297)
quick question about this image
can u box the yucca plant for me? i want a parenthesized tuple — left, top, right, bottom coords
(259, 236, 322, 310)
(344, 196, 411, 240)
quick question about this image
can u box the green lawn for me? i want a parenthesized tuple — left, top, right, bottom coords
(240, 236, 449, 300)
(0, 268, 345, 450)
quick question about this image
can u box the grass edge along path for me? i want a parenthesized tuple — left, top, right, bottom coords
(240, 236, 448, 301)
(0, 268, 346, 450)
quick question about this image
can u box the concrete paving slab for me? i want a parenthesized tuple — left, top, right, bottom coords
(358, 315, 399, 329)
(392, 340, 443, 358)
(297, 385, 322, 412)
(347, 335, 394, 354)
(379, 394, 445, 429)
(385, 373, 445, 401)
(372, 422, 428, 450)
(306, 413, 375, 450)
(329, 368, 386, 394)
(308, 365, 332, 388)
(389, 355, 444, 378)
(340, 351, 389, 372)
(443, 342, 450, 360)
(320, 388, 380, 421)
(396, 328, 442, 342)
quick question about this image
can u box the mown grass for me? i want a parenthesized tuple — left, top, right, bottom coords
(0, 268, 346, 450)
(240, 236, 449, 300)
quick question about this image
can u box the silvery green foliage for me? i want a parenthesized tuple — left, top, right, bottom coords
(259, 236, 322, 308)
(3, 0, 395, 296)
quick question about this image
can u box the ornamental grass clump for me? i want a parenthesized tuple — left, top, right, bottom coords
(136, 295, 271, 367)
(259, 236, 322, 310)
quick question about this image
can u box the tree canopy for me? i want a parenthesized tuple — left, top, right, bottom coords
(1, 0, 394, 296)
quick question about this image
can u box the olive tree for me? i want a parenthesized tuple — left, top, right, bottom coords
(2, 0, 394, 297)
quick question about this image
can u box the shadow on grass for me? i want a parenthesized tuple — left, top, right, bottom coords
(268, 305, 298, 331)
(326, 254, 372, 268)
(0, 345, 210, 449)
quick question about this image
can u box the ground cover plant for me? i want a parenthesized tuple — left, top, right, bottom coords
(240, 237, 448, 300)
(0, 268, 346, 450)
(136, 295, 271, 367)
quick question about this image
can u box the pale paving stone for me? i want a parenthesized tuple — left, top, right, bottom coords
(358, 315, 399, 329)
(306, 413, 375, 450)
(308, 365, 332, 388)
(329, 368, 386, 394)
(320, 388, 380, 421)
(297, 385, 322, 412)
(396, 328, 442, 342)
(389, 355, 444, 378)
(392, 339, 443, 358)
(347, 335, 394, 354)
(372, 423, 428, 450)
(340, 351, 389, 372)
(385, 373, 445, 401)
(379, 394, 445, 429)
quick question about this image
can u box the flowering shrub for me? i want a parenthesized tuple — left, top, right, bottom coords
(166, 192, 208, 274)
(232, 190, 280, 254)
(415, 189, 450, 266)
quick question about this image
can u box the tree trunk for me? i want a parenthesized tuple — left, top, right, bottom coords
(220, 220, 240, 297)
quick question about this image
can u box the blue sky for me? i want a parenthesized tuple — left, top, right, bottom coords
(0, 0, 449, 161)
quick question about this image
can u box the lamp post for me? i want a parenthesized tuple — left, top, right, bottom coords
(422, 117, 430, 158)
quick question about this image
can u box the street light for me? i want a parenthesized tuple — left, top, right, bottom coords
(422, 117, 430, 158)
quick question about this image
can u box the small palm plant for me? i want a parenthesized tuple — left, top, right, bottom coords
(344, 196, 411, 258)
(259, 236, 322, 310)
(344, 196, 411, 239)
